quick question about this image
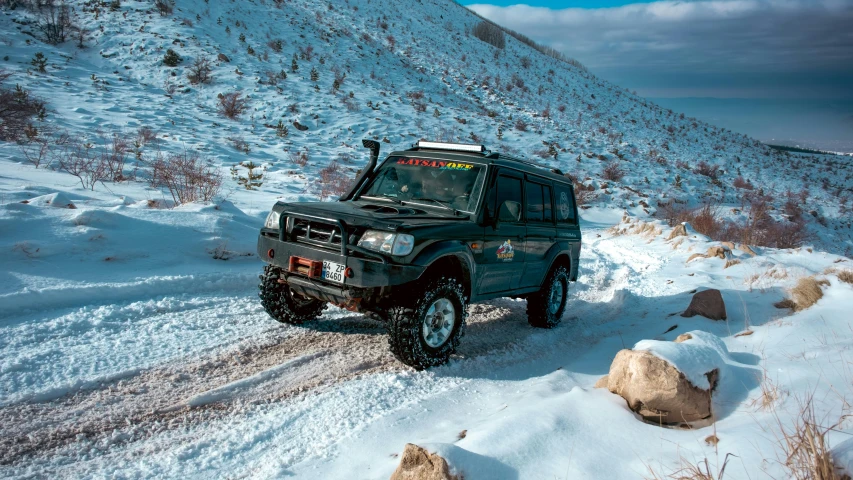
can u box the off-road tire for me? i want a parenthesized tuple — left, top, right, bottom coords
(258, 265, 326, 325)
(387, 276, 468, 370)
(526, 265, 570, 329)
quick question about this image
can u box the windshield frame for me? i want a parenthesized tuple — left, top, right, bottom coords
(354, 155, 489, 215)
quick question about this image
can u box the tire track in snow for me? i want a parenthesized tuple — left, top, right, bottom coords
(0, 227, 661, 471)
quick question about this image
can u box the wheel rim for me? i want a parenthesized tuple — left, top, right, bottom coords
(548, 279, 564, 315)
(422, 298, 456, 348)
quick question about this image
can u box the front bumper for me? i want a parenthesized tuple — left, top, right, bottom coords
(257, 233, 425, 304)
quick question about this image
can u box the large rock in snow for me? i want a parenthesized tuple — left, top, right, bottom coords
(390, 444, 459, 480)
(681, 289, 727, 320)
(600, 349, 717, 424)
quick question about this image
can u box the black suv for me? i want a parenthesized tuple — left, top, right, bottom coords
(257, 140, 581, 369)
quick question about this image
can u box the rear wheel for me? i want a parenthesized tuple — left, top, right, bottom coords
(526, 265, 570, 329)
(258, 265, 326, 325)
(387, 276, 468, 370)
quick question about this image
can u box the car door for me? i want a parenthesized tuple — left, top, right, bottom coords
(478, 170, 527, 294)
(522, 178, 556, 289)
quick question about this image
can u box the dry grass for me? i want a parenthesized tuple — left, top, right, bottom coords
(724, 259, 741, 269)
(645, 454, 737, 480)
(774, 396, 850, 480)
(607, 218, 662, 238)
(775, 276, 828, 311)
(824, 268, 853, 284)
(750, 371, 783, 411)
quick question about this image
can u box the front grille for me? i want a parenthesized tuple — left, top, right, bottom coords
(288, 218, 344, 250)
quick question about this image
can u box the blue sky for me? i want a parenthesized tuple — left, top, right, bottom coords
(466, 0, 853, 150)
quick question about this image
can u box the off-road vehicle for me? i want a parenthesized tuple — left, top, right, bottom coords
(257, 140, 582, 369)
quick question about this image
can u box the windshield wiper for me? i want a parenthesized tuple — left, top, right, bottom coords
(359, 194, 402, 204)
(411, 197, 459, 215)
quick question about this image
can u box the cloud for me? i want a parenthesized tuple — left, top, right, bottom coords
(467, 1, 853, 98)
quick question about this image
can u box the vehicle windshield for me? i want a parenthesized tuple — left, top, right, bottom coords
(358, 156, 487, 213)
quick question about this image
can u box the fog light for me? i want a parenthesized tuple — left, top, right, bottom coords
(345, 267, 354, 278)
(267, 249, 275, 258)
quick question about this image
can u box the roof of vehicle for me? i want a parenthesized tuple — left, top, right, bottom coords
(386, 145, 572, 185)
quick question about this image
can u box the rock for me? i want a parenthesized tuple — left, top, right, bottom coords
(594, 375, 609, 389)
(720, 241, 735, 250)
(217, 52, 230, 62)
(686, 253, 707, 263)
(738, 244, 757, 257)
(674, 333, 693, 343)
(681, 289, 727, 320)
(706, 246, 728, 259)
(605, 349, 716, 424)
(390, 444, 459, 480)
(666, 223, 687, 240)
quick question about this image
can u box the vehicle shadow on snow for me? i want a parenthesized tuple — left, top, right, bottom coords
(440, 286, 784, 422)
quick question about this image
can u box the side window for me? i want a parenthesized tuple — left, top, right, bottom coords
(495, 175, 523, 223)
(525, 181, 544, 222)
(542, 185, 553, 223)
(554, 183, 576, 224)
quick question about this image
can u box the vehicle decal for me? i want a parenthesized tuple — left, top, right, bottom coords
(496, 239, 515, 261)
(559, 191, 571, 219)
(395, 158, 474, 170)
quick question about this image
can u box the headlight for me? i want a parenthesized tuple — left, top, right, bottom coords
(264, 210, 281, 229)
(357, 230, 415, 256)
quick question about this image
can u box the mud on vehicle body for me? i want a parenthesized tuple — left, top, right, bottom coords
(257, 140, 582, 369)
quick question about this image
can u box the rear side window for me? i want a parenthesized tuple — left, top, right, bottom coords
(554, 183, 576, 224)
(525, 181, 544, 222)
(525, 181, 553, 223)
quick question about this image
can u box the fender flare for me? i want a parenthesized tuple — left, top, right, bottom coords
(411, 241, 477, 292)
(542, 241, 577, 283)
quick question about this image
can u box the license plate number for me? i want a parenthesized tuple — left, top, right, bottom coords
(322, 261, 345, 283)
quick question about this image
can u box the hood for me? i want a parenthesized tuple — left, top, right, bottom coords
(275, 199, 471, 231)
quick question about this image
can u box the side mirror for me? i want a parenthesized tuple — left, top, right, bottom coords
(496, 200, 521, 226)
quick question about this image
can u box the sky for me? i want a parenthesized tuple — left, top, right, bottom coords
(466, 0, 853, 152)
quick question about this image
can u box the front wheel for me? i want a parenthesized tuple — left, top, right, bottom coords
(258, 265, 326, 325)
(387, 276, 468, 370)
(526, 265, 570, 329)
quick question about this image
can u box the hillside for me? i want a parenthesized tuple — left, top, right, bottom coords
(2, 1, 853, 479)
(1, 0, 851, 253)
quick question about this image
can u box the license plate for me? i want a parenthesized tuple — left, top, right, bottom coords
(321, 261, 346, 283)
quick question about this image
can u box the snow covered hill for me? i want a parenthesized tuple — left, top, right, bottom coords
(1, 0, 851, 253)
(2, 1, 853, 479)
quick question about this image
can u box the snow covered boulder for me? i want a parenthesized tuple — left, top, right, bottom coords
(681, 289, 727, 320)
(390, 444, 459, 480)
(597, 331, 745, 424)
(27, 192, 76, 209)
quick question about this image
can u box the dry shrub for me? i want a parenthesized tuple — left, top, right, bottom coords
(0, 71, 47, 141)
(774, 396, 850, 480)
(35, 0, 76, 45)
(289, 149, 309, 167)
(314, 161, 353, 200)
(694, 160, 720, 180)
(835, 270, 853, 284)
(217, 92, 249, 119)
(187, 56, 213, 85)
(724, 259, 741, 269)
(149, 150, 222, 205)
(777, 277, 829, 311)
(733, 176, 753, 190)
(602, 162, 624, 182)
(57, 140, 109, 190)
(154, 0, 173, 16)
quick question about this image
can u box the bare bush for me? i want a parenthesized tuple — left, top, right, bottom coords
(149, 150, 222, 205)
(694, 160, 720, 180)
(733, 176, 753, 190)
(514, 118, 527, 131)
(217, 92, 248, 119)
(289, 149, 309, 167)
(103, 133, 129, 181)
(0, 71, 47, 141)
(153, 0, 173, 16)
(58, 141, 109, 190)
(20, 137, 51, 168)
(470, 20, 505, 49)
(837, 269, 853, 284)
(314, 161, 353, 200)
(187, 56, 213, 85)
(602, 162, 624, 182)
(36, 0, 75, 45)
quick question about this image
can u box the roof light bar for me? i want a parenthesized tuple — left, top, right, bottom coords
(415, 140, 486, 153)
